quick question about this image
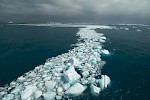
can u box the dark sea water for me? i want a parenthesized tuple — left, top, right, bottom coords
(0, 24, 150, 100)
(0, 24, 78, 86)
(96, 25, 150, 100)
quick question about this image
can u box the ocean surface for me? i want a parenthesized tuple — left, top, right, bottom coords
(0, 24, 150, 100)
(0, 24, 79, 86)
(96, 25, 150, 100)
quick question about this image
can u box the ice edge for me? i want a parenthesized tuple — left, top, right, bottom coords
(0, 25, 112, 100)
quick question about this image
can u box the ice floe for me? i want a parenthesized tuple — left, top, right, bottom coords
(119, 27, 129, 30)
(62, 66, 81, 85)
(43, 91, 56, 100)
(65, 83, 87, 97)
(101, 49, 110, 55)
(90, 84, 101, 97)
(136, 29, 141, 32)
(20, 84, 42, 100)
(97, 75, 111, 90)
(0, 25, 112, 99)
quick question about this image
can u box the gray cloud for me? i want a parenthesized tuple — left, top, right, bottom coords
(0, 0, 150, 24)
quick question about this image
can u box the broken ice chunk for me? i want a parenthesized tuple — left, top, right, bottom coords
(21, 85, 42, 100)
(104, 75, 111, 88)
(90, 84, 101, 97)
(92, 45, 102, 50)
(2, 94, 14, 100)
(125, 28, 129, 30)
(45, 81, 56, 91)
(43, 76, 51, 81)
(0, 92, 6, 98)
(57, 87, 63, 93)
(101, 49, 110, 55)
(56, 95, 62, 100)
(81, 71, 90, 78)
(66, 57, 80, 66)
(43, 62, 52, 69)
(62, 66, 81, 84)
(101, 36, 106, 40)
(53, 65, 66, 69)
(43, 91, 56, 100)
(21, 86, 35, 100)
(88, 77, 96, 84)
(11, 88, 21, 95)
(65, 83, 87, 97)
(35, 90, 42, 99)
(136, 29, 141, 32)
(62, 83, 70, 91)
(17, 76, 26, 83)
(97, 75, 111, 90)
(100, 39, 105, 43)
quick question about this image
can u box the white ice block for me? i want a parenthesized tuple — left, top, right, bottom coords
(65, 83, 87, 97)
(45, 81, 56, 91)
(43, 91, 56, 100)
(98, 75, 111, 90)
(101, 49, 110, 55)
(90, 84, 101, 97)
(63, 66, 81, 84)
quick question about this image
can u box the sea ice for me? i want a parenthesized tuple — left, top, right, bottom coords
(104, 75, 111, 88)
(21, 85, 42, 100)
(81, 71, 90, 78)
(66, 57, 80, 66)
(57, 87, 63, 93)
(56, 95, 62, 100)
(35, 90, 42, 99)
(101, 36, 106, 40)
(136, 29, 141, 32)
(90, 84, 101, 97)
(45, 81, 56, 91)
(100, 39, 106, 43)
(125, 28, 129, 30)
(88, 77, 96, 84)
(43, 91, 56, 100)
(11, 88, 20, 94)
(17, 76, 26, 83)
(62, 83, 70, 91)
(97, 75, 111, 90)
(2, 94, 14, 100)
(62, 66, 81, 84)
(65, 83, 87, 97)
(101, 49, 110, 55)
(0, 25, 112, 99)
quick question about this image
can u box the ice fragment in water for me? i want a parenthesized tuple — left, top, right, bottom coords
(45, 81, 56, 91)
(65, 83, 87, 97)
(98, 75, 111, 90)
(90, 84, 101, 97)
(101, 49, 110, 55)
(62, 66, 81, 84)
(43, 91, 56, 100)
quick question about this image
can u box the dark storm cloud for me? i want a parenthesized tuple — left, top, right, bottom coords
(0, 0, 150, 24)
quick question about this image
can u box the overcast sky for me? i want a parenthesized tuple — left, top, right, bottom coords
(0, 0, 150, 24)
